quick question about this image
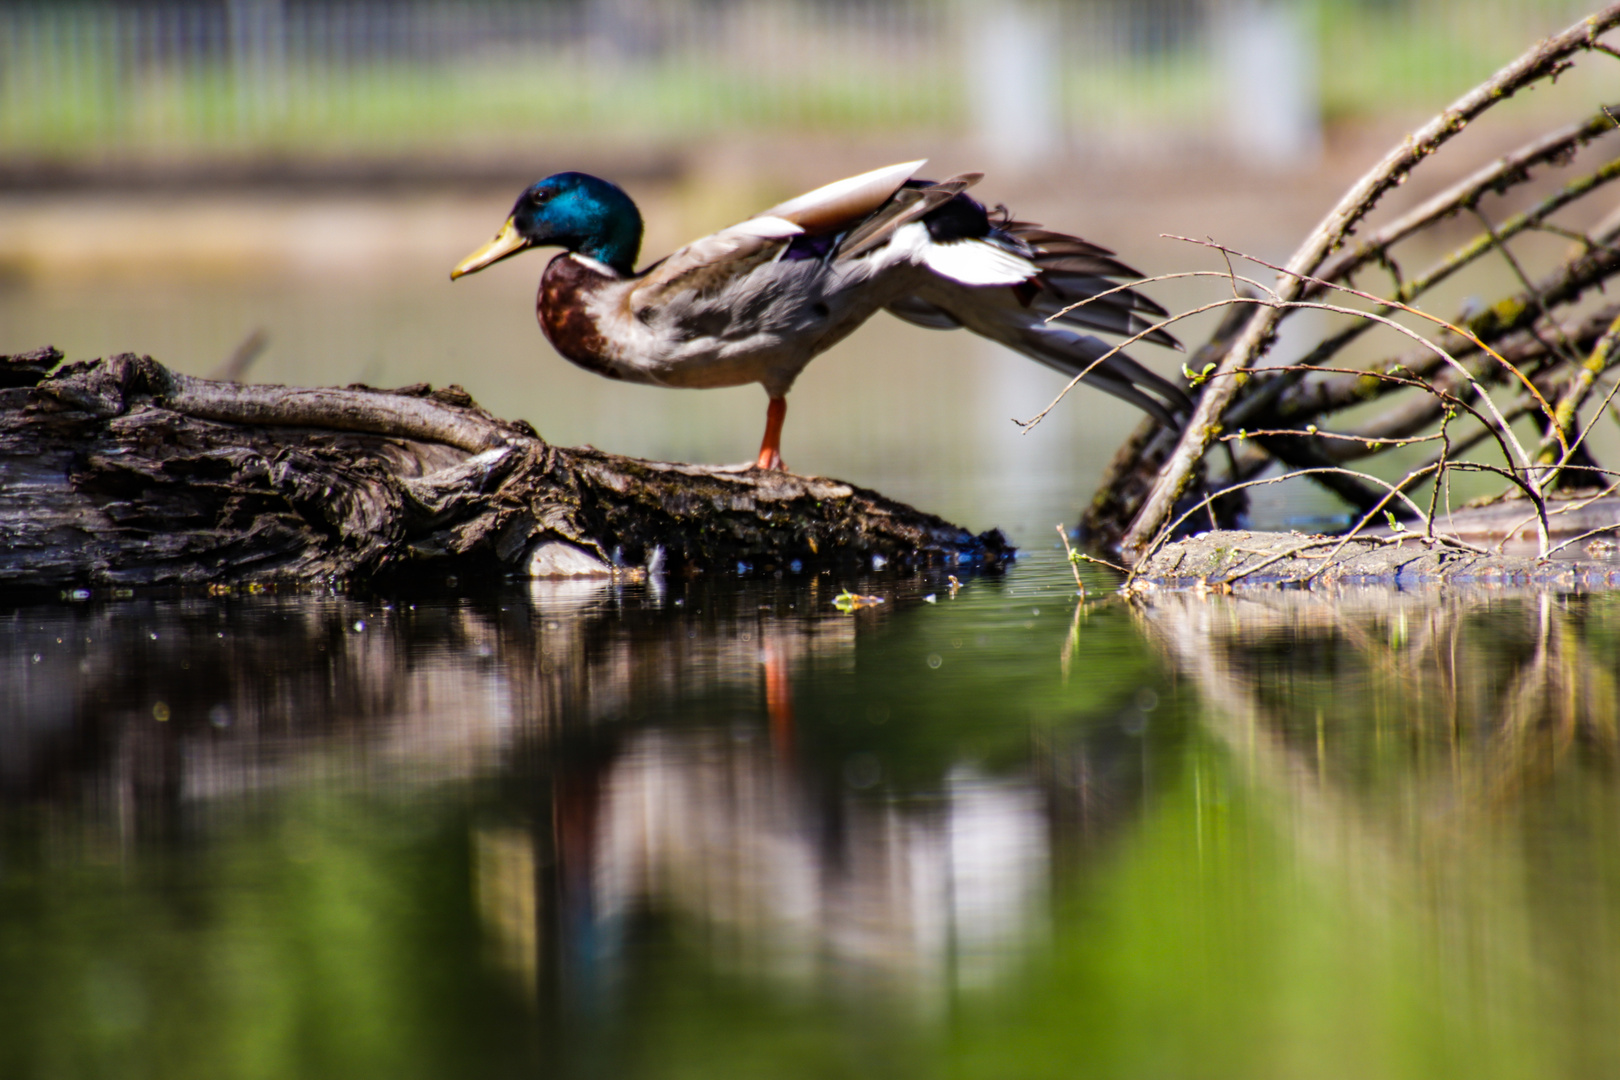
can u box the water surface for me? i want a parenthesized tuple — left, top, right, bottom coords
(6, 558, 1620, 1078)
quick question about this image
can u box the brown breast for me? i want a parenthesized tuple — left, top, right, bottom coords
(537, 254, 623, 381)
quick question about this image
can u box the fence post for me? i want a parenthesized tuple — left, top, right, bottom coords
(965, 0, 1059, 169)
(1215, 0, 1321, 165)
(228, 0, 287, 138)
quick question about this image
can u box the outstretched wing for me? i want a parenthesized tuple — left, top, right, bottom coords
(839, 173, 981, 259)
(626, 160, 926, 313)
(884, 198, 1189, 427)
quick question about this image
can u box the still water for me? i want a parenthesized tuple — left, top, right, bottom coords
(6, 556, 1620, 1079)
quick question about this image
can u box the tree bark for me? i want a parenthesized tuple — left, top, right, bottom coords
(0, 349, 1010, 592)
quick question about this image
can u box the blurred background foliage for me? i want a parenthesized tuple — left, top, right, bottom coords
(0, 0, 1608, 166)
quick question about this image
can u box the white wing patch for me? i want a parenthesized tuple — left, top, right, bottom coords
(732, 215, 804, 242)
(758, 160, 926, 233)
(923, 239, 1038, 286)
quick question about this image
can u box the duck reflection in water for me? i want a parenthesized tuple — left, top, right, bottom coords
(482, 578, 1066, 1013)
(0, 576, 1155, 1019)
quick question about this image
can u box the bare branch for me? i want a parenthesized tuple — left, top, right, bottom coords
(1121, 3, 1620, 560)
(1268, 305, 1620, 429)
(1312, 108, 1620, 290)
(1539, 312, 1620, 477)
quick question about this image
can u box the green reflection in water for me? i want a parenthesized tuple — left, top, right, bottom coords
(0, 794, 530, 1080)
(3, 569, 1620, 1077)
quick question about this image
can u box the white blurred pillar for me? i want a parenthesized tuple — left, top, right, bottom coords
(227, 0, 287, 132)
(1215, 0, 1321, 165)
(965, 0, 1059, 169)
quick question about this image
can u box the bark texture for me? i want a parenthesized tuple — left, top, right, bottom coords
(0, 348, 1009, 591)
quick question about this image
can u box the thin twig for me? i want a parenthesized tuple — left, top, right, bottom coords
(1305, 461, 1446, 583)
(1539, 312, 1620, 473)
(1125, 464, 1472, 586)
(1023, 275, 1278, 432)
(1056, 524, 1086, 596)
(1426, 408, 1455, 541)
(1177, 236, 1558, 446)
(1220, 531, 1463, 587)
(1167, 238, 1554, 552)
(1469, 204, 1584, 380)
(1494, 370, 1620, 547)
(1269, 304, 1620, 430)
(1220, 427, 1444, 448)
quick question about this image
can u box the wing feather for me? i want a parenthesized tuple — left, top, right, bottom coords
(923, 238, 1038, 286)
(625, 161, 928, 311)
(838, 173, 983, 259)
(627, 215, 802, 311)
(757, 160, 926, 233)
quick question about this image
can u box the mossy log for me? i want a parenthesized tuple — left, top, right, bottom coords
(0, 348, 1009, 592)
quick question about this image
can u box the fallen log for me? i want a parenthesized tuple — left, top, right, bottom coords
(0, 348, 1010, 592)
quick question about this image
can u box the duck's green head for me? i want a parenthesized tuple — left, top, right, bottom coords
(451, 172, 643, 280)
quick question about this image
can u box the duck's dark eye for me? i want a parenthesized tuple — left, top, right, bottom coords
(529, 190, 550, 206)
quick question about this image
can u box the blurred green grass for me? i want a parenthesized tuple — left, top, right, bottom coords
(0, 0, 1605, 162)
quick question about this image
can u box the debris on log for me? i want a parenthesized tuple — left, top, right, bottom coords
(0, 348, 1010, 591)
(1131, 527, 1620, 592)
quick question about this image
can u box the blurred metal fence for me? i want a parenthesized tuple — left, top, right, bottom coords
(0, 0, 1607, 162)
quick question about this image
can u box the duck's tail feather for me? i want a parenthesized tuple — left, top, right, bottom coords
(890, 285, 1192, 429)
(1007, 324, 1191, 430)
(999, 221, 1180, 349)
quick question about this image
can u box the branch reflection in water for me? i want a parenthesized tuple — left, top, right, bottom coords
(1136, 586, 1620, 1075)
(1138, 587, 1620, 837)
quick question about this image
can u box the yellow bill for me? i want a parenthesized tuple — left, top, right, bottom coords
(450, 217, 530, 280)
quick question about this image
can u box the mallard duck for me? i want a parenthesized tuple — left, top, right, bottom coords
(451, 161, 1187, 470)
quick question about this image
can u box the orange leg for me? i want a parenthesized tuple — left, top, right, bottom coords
(755, 395, 788, 471)
(763, 642, 795, 766)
